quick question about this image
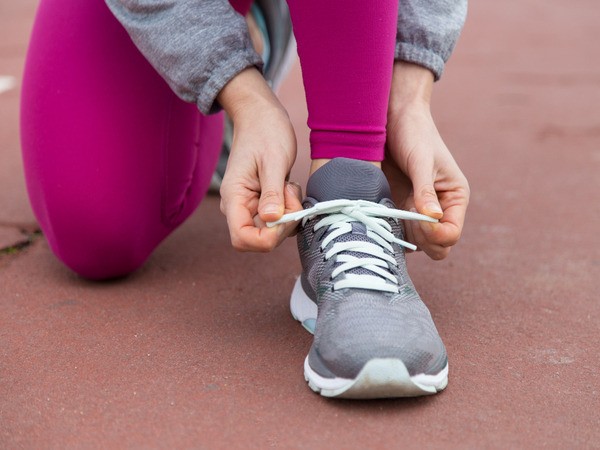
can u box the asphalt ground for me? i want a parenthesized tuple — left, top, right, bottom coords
(1, 0, 599, 448)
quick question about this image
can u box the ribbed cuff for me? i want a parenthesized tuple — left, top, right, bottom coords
(197, 49, 264, 115)
(395, 42, 445, 81)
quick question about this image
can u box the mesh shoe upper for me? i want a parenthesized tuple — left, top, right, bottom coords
(295, 158, 447, 379)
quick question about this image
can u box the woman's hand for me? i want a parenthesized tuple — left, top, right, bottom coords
(384, 62, 470, 260)
(217, 68, 303, 252)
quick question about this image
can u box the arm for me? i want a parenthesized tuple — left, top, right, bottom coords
(385, 62, 469, 260)
(386, 1, 470, 259)
(395, 0, 468, 80)
(104, 0, 263, 114)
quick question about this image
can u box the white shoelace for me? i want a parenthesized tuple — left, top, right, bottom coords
(267, 199, 438, 293)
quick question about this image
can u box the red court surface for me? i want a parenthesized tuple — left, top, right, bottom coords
(1, 1, 599, 448)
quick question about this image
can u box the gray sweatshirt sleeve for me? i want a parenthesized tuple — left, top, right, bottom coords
(105, 0, 263, 114)
(395, 0, 468, 80)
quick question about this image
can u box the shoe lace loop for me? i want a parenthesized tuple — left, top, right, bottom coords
(268, 199, 437, 293)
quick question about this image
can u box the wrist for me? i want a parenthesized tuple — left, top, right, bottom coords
(217, 67, 285, 123)
(388, 61, 434, 116)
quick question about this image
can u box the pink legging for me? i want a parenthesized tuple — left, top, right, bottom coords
(21, 0, 398, 279)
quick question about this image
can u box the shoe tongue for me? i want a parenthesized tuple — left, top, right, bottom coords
(308, 159, 392, 280)
(306, 158, 391, 203)
(351, 222, 367, 235)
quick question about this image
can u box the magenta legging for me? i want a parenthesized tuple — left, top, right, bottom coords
(21, 0, 398, 279)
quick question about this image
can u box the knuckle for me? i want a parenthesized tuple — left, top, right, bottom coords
(433, 247, 451, 260)
(424, 245, 450, 260)
(451, 228, 463, 245)
(264, 241, 277, 252)
(260, 189, 281, 201)
(230, 235, 246, 251)
(443, 234, 461, 248)
(463, 179, 471, 195)
(444, 239, 459, 248)
(419, 185, 437, 199)
(431, 253, 444, 261)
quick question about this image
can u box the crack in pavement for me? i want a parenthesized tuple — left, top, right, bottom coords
(0, 228, 42, 256)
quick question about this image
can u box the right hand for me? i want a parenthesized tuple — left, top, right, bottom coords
(218, 68, 303, 252)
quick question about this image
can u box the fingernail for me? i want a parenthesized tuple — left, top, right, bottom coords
(262, 204, 281, 215)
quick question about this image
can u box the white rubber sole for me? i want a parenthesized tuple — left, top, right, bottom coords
(290, 277, 318, 334)
(290, 277, 449, 398)
(304, 357, 448, 399)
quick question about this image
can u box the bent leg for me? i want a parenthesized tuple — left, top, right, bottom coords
(21, 0, 223, 279)
(286, 0, 398, 162)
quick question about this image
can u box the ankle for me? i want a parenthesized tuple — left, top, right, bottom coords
(310, 158, 381, 176)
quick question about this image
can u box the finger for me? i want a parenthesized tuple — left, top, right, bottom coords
(284, 181, 303, 212)
(418, 200, 467, 248)
(418, 221, 460, 248)
(422, 243, 452, 261)
(257, 162, 287, 223)
(404, 220, 450, 259)
(411, 166, 443, 220)
(405, 224, 451, 260)
(225, 197, 281, 252)
(257, 181, 303, 243)
(282, 182, 304, 237)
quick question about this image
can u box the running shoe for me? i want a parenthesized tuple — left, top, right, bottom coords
(209, 0, 296, 193)
(270, 158, 449, 398)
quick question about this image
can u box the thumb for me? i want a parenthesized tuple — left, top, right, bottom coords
(412, 168, 443, 220)
(258, 166, 287, 223)
(284, 181, 303, 212)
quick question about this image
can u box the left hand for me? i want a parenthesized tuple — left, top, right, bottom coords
(384, 62, 470, 260)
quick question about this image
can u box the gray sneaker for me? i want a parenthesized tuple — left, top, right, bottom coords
(273, 158, 448, 398)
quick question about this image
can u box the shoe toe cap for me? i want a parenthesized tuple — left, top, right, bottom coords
(311, 292, 447, 379)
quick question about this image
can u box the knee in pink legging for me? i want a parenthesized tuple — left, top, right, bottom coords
(21, 0, 242, 279)
(21, 0, 397, 280)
